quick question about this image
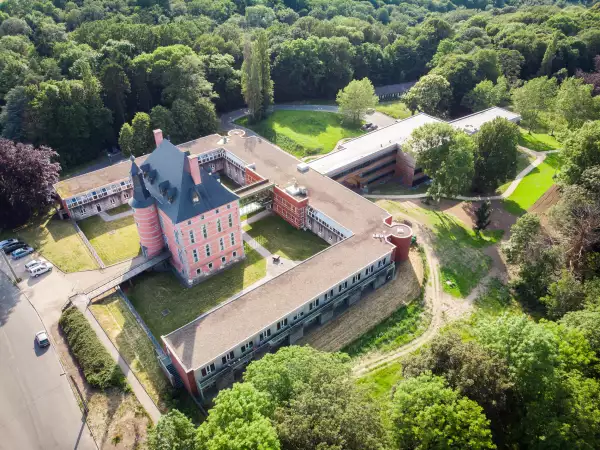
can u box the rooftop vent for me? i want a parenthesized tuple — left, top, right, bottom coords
(297, 163, 309, 173)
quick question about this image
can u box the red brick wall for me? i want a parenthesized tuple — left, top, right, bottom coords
(273, 186, 308, 229)
(245, 167, 264, 185)
(165, 347, 198, 395)
(395, 152, 416, 187)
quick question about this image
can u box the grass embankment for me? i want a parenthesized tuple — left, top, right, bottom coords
(243, 214, 329, 261)
(375, 100, 412, 120)
(79, 215, 140, 265)
(90, 292, 202, 421)
(518, 128, 561, 152)
(59, 307, 127, 390)
(235, 110, 363, 158)
(503, 153, 561, 216)
(495, 151, 536, 195)
(378, 201, 502, 297)
(127, 243, 266, 338)
(1, 214, 98, 272)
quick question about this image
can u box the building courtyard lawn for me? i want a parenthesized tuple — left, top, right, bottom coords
(235, 110, 363, 158)
(503, 153, 561, 216)
(126, 243, 267, 338)
(375, 100, 412, 120)
(78, 215, 141, 265)
(1, 213, 98, 272)
(105, 203, 131, 216)
(518, 128, 561, 152)
(89, 292, 203, 421)
(243, 214, 329, 261)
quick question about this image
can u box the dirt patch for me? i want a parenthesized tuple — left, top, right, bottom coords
(528, 184, 560, 215)
(297, 248, 424, 352)
(50, 322, 150, 449)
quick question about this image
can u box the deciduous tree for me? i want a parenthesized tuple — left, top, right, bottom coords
(148, 410, 196, 450)
(0, 139, 60, 228)
(512, 76, 557, 132)
(336, 77, 378, 125)
(403, 74, 451, 117)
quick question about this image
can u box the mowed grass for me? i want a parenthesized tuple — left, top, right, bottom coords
(377, 201, 502, 298)
(518, 128, 561, 152)
(503, 153, 561, 216)
(79, 215, 140, 265)
(235, 110, 363, 158)
(1, 214, 98, 272)
(89, 292, 203, 422)
(375, 100, 412, 120)
(495, 150, 535, 195)
(127, 244, 266, 337)
(243, 214, 329, 261)
(106, 204, 131, 216)
(357, 361, 403, 401)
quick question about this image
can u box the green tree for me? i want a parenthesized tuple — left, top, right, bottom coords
(474, 201, 492, 235)
(472, 117, 520, 192)
(336, 77, 378, 125)
(556, 77, 597, 129)
(390, 373, 495, 450)
(512, 77, 557, 132)
(403, 74, 451, 117)
(404, 123, 475, 200)
(462, 77, 510, 112)
(242, 30, 273, 122)
(119, 112, 153, 156)
(502, 213, 542, 266)
(148, 410, 196, 450)
(100, 62, 130, 130)
(561, 308, 600, 356)
(560, 121, 600, 185)
(196, 383, 279, 450)
(541, 270, 586, 319)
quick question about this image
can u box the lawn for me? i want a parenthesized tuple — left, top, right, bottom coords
(368, 181, 430, 196)
(375, 100, 412, 120)
(377, 201, 503, 297)
(357, 361, 403, 401)
(106, 204, 131, 216)
(503, 153, 561, 216)
(243, 214, 329, 261)
(89, 292, 202, 421)
(235, 110, 363, 158)
(518, 128, 561, 152)
(126, 243, 266, 337)
(495, 150, 535, 195)
(78, 215, 141, 265)
(1, 214, 98, 272)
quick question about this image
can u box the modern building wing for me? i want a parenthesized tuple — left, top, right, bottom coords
(449, 106, 521, 134)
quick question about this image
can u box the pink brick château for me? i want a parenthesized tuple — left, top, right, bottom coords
(129, 131, 245, 286)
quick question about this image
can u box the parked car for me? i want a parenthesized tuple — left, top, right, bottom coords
(3, 242, 26, 254)
(0, 238, 19, 249)
(25, 259, 44, 271)
(361, 123, 373, 131)
(29, 262, 52, 277)
(35, 330, 50, 347)
(12, 247, 34, 259)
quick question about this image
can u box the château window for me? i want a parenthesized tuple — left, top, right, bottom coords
(230, 233, 235, 246)
(202, 224, 208, 239)
(193, 249, 198, 263)
(228, 214, 233, 227)
(189, 230, 195, 244)
(205, 244, 211, 257)
(219, 237, 225, 251)
(233, 251, 237, 258)
(217, 219, 222, 233)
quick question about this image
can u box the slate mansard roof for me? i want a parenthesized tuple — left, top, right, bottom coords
(138, 140, 239, 223)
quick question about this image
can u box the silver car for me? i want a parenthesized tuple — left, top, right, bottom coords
(35, 331, 50, 347)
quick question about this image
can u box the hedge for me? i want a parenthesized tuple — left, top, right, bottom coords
(59, 307, 127, 390)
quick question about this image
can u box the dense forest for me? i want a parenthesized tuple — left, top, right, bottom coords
(1, 0, 600, 168)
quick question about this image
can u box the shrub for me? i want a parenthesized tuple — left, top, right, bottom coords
(59, 307, 127, 390)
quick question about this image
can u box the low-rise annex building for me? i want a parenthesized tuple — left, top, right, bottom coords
(308, 106, 520, 190)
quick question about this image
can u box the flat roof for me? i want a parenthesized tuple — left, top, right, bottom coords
(449, 107, 521, 134)
(54, 155, 148, 199)
(308, 113, 443, 176)
(163, 133, 398, 372)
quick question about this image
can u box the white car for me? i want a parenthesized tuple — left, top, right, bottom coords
(25, 259, 44, 271)
(35, 330, 50, 347)
(29, 262, 53, 277)
(0, 238, 18, 249)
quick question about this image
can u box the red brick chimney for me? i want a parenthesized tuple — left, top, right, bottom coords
(153, 129, 163, 147)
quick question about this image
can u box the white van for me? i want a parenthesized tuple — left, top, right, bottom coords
(29, 262, 53, 278)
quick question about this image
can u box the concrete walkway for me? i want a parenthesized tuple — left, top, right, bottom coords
(98, 210, 134, 222)
(365, 147, 561, 202)
(71, 294, 162, 424)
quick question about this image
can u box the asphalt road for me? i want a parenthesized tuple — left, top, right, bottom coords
(0, 273, 96, 450)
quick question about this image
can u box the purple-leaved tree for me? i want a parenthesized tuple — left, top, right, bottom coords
(0, 139, 60, 229)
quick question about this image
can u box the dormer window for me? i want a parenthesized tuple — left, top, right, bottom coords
(167, 187, 177, 203)
(159, 180, 170, 196)
(148, 170, 157, 183)
(192, 190, 200, 203)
